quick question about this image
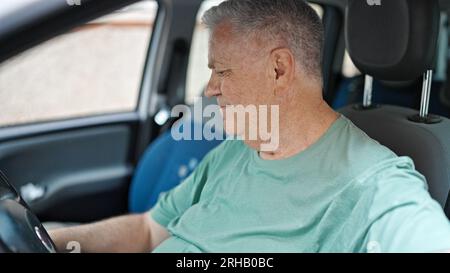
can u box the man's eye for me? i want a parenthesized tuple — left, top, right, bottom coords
(216, 70, 228, 77)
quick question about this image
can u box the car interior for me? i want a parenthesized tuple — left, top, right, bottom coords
(0, 0, 449, 252)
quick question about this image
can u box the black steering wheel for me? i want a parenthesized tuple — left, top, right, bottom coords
(0, 171, 56, 253)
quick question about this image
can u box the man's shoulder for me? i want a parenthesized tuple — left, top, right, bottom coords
(355, 156, 422, 184)
(355, 156, 430, 212)
(332, 117, 432, 207)
(341, 115, 397, 158)
(333, 116, 399, 177)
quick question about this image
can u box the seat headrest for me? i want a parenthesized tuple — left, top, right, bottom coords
(345, 0, 440, 81)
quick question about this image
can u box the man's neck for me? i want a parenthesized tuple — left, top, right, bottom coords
(253, 99, 339, 160)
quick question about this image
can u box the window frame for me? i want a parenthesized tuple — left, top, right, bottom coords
(0, 0, 164, 144)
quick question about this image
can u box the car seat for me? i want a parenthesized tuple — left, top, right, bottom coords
(339, 0, 450, 218)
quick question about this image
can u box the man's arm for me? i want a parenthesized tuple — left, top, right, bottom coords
(49, 142, 220, 253)
(48, 213, 170, 253)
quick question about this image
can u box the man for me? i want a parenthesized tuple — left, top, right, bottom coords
(50, 0, 450, 252)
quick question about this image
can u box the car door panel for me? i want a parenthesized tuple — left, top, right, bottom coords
(0, 0, 203, 223)
(0, 124, 135, 222)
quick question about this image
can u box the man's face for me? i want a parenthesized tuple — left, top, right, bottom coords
(205, 22, 275, 136)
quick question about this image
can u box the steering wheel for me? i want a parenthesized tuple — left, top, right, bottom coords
(0, 172, 56, 253)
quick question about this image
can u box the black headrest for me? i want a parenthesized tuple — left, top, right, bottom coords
(345, 0, 440, 81)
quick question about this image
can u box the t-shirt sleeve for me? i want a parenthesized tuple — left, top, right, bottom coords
(363, 158, 450, 253)
(149, 142, 220, 228)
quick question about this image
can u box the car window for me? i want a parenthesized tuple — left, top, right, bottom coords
(0, 0, 158, 127)
(0, 0, 37, 18)
(185, 0, 324, 105)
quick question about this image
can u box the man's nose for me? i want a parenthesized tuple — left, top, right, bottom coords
(205, 76, 221, 98)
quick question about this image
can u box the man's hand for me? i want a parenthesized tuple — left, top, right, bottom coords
(48, 212, 170, 253)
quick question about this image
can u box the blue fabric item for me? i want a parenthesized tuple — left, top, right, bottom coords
(129, 122, 223, 213)
(332, 77, 358, 109)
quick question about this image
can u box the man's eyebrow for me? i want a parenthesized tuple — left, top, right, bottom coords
(208, 58, 227, 69)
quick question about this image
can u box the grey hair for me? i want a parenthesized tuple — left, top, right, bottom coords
(202, 0, 324, 83)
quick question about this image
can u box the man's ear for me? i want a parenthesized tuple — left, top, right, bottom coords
(270, 48, 295, 95)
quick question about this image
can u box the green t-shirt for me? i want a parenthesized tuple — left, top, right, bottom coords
(150, 115, 450, 252)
